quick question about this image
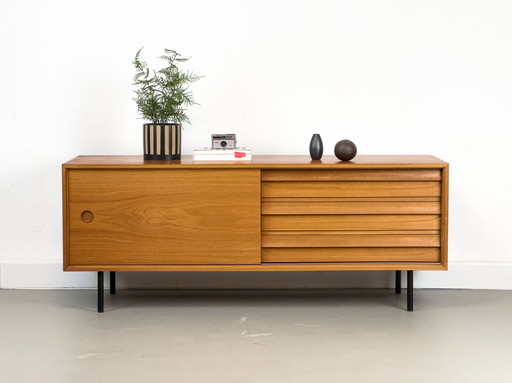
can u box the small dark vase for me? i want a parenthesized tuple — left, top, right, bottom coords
(143, 123, 182, 161)
(309, 134, 323, 160)
(334, 139, 357, 161)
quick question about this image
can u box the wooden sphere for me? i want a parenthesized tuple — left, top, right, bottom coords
(334, 139, 357, 161)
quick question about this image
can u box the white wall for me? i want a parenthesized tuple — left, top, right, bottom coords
(1, 0, 512, 289)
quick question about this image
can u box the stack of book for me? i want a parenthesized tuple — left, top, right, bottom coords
(193, 147, 252, 161)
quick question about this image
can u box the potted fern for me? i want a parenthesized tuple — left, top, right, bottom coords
(133, 47, 201, 160)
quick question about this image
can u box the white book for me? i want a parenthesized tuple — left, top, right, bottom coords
(193, 147, 251, 154)
(193, 153, 252, 161)
(193, 147, 252, 161)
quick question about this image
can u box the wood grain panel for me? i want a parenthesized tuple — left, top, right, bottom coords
(64, 155, 448, 168)
(262, 181, 441, 198)
(262, 215, 440, 231)
(67, 169, 261, 265)
(65, 263, 446, 272)
(262, 201, 441, 215)
(263, 230, 440, 235)
(262, 248, 441, 262)
(263, 197, 441, 202)
(440, 166, 449, 268)
(262, 234, 440, 248)
(262, 169, 441, 181)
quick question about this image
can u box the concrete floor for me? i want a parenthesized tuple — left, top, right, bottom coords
(1, 289, 511, 383)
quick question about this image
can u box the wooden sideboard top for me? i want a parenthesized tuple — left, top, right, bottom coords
(63, 155, 448, 169)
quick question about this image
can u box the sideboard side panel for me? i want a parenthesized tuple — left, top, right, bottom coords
(440, 165, 449, 269)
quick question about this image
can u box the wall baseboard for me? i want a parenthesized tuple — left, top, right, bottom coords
(1, 262, 512, 290)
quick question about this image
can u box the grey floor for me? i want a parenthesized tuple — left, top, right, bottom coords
(1, 289, 511, 383)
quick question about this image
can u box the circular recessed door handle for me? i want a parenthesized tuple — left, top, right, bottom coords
(81, 210, 94, 223)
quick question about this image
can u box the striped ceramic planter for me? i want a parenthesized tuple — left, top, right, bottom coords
(143, 123, 181, 161)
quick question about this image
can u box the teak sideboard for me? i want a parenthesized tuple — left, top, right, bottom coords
(62, 155, 449, 312)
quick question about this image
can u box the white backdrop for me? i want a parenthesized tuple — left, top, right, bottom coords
(1, 0, 512, 288)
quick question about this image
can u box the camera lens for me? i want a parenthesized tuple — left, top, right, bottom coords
(220, 141, 227, 147)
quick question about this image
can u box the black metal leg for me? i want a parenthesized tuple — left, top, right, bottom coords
(407, 270, 413, 312)
(395, 270, 402, 294)
(98, 271, 104, 313)
(110, 272, 116, 295)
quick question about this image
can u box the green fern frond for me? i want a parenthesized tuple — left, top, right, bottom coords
(133, 47, 202, 124)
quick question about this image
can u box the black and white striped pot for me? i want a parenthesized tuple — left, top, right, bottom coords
(143, 123, 181, 161)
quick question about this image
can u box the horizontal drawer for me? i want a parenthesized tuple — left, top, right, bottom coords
(262, 248, 441, 263)
(262, 201, 441, 215)
(262, 215, 441, 231)
(262, 181, 441, 198)
(262, 169, 441, 182)
(262, 233, 440, 248)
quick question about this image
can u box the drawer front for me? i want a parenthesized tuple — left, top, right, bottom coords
(262, 248, 441, 263)
(262, 215, 441, 231)
(262, 181, 441, 198)
(65, 169, 261, 266)
(262, 200, 441, 215)
(262, 233, 440, 248)
(262, 169, 442, 182)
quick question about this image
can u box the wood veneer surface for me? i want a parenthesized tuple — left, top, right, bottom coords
(64, 155, 447, 168)
(65, 169, 260, 266)
(63, 155, 448, 271)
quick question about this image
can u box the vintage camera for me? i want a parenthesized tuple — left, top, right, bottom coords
(212, 134, 237, 149)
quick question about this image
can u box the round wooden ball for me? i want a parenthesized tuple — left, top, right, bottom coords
(334, 139, 357, 161)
